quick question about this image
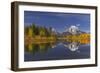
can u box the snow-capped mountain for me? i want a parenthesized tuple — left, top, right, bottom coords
(61, 25, 87, 36)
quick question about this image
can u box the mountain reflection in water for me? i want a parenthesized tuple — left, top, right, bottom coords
(24, 40, 90, 61)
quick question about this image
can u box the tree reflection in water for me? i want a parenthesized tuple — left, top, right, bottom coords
(25, 40, 89, 55)
(25, 42, 57, 55)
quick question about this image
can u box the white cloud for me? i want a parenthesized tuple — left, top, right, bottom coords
(76, 24, 80, 26)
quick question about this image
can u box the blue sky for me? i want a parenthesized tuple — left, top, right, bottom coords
(24, 11, 90, 33)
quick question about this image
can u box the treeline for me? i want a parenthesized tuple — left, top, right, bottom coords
(62, 34, 90, 44)
(24, 23, 56, 37)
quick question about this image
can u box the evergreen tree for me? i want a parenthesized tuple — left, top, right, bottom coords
(31, 23, 36, 36)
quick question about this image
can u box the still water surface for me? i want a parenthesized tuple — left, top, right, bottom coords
(24, 41, 90, 61)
